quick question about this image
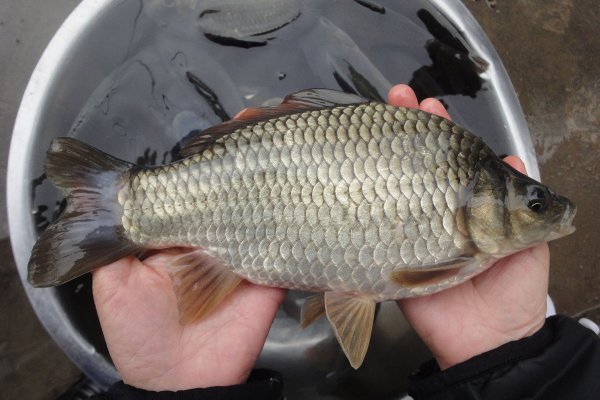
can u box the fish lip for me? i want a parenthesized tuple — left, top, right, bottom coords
(561, 201, 577, 227)
(550, 201, 577, 239)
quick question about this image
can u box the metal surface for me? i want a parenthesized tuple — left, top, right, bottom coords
(7, 0, 536, 397)
(429, 1, 539, 180)
(8, 0, 121, 388)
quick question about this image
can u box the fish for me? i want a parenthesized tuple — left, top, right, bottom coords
(302, 17, 391, 102)
(28, 89, 576, 369)
(197, 0, 301, 48)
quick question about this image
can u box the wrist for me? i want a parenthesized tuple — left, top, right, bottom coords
(433, 316, 546, 370)
(121, 375, 248, 392)
(122, 375, 248, 392)
(110, 369, 283, 399)
(116, 359, 252, 391)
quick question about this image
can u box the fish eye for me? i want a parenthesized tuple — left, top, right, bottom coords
(527, 186, 549, 213)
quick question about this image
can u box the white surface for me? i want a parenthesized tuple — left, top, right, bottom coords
(0, 0, 82, 239)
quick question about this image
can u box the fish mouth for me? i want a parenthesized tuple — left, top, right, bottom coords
(548, 202, 577, 241)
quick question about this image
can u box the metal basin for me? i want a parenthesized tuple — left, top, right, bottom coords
(7, 0, 537, 398)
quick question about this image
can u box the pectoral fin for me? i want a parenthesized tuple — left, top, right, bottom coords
(300, 293, 325, 328)
(169, 249, 242, 324)
(324, 292, 376, 369)
(390, 257, 474, 288)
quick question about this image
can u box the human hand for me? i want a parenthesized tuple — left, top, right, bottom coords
(389, 84, 549, 370)
(92, 250, 285, 391)
(93, 85, 547, 391)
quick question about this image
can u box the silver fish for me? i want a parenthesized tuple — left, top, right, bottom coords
(28, 89, 576, 368)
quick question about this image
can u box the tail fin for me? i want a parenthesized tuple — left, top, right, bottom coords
(28, 137, 140, 287)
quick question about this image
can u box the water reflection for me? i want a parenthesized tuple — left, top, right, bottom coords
(409, 9, 488, 100)
(353, 0, 386, 14)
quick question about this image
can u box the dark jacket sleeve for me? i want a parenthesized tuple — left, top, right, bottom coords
(91, 369, 282, 400)
(408, 315, 600, 400)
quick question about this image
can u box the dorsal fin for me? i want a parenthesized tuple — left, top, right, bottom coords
(179, 89, 367, 158)
(282, 88, 366, 108)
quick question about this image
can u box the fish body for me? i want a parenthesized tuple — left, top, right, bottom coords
(28, 89, 576, 368)
(121, 102, 485, 300)
(197, 0, 301, 47)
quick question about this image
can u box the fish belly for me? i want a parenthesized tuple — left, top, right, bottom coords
(119, 103, 486, 299)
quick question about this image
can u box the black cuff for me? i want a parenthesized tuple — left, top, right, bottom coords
(407, 315, 600, 400)
(98, 369, 283, 400)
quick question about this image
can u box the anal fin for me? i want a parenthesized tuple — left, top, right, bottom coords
(170, 249, 242, 324)
(325, 292, 376, 369)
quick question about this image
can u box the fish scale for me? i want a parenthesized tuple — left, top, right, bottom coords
(119, 102, 486, 299)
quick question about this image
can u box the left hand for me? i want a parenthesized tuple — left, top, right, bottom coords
(389, 84, 549, 370)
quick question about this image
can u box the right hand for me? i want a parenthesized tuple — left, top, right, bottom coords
(92, 251, 285, 391)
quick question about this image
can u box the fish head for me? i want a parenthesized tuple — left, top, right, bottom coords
(466, 157, 576, 256)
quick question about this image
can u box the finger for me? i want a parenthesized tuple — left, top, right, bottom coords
(145, 247, 192, 258)
(93, 256, 135, 282)
(419, 98, 452, 120)
(502, 155, 528, 175)
(231, 282, 287, 314)
(387, 84, 419, 108)
(92, 256, 139, 300)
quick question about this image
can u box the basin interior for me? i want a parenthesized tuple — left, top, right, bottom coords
(19, 0, 527, 398)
